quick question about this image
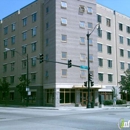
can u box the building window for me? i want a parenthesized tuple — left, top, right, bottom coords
(61, 1, 67, 9)
(89, 38, 93, 46)
(11, 62, 15, 71)
(46, 22, 49, 30)
(45, 71, 49, 78)
(106, 18, 111, 27)
(32, 13, 37, 22)
(108, 60, 112, 68)
(128, 63, 130, 70)
(4, 39, 8, 47)
(46, 38, 49, 46)
(32, 42, 36, 52)
(21, 74, 26, 80)
(23, 17, 27, 26)
(98, 58, 103, 67)
(80, 70, 86, 77)
(62, 69, 67, 76)
(89, 54, 93, 62)
(126, 26, 130, 33)
(98, 73, 103, 81)
(62, 52, 67, 59)
(107, 46, 112, 54)
(120, 62, 125, 70)
(127, 38, 130, 46)
(4, 26, 8, 35)
(10, 92, 14, 101)
(80, 37, 85, 44)
(22, 60, 26, 69)
(61, 34, 67, 42)
(107, 32, 111, 40)
(11, 36, 15, 44)
(120, 49, 124, 57)
(22, 46, 26, 54)
(31, 73, 36, 82)
(10, 76, 14, 84)
(11, 49, 15, 57)
(97, 14, 102, 23)
(80, 53, 86, 61)
(3, 64, 7, 72)
(87, 7, 93, 14)
(98, 29, 102, 37)
(4, 52, 7, 59)
(88, 22, 93, 29)
(128, 51, 130, 58)
(46, 54, 49, 61)
(32, 27, 37, 36)
(46, 6, 49, 14)
(31, 57, 36, 66)
(119, 36, 123, 44)
(108, 74, 113, 82)
(61, 18, 67, 25)
(80, 21, 85, 28)
(22, 32, 27, 40)
(119, 23, 123, 31)
(79, 5, 85, 13)
(98, 43, 102, 52)
(12, 23, 16, 31)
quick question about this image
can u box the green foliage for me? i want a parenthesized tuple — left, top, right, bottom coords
(16, 76, 30, 103)
(116, 99, 126, 104)
(119, 69, 130, 95)
(103, 100, 113, 105)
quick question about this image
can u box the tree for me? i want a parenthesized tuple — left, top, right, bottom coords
(16, 76, 30, 105)
(0, 78, 10, 105)
(119, 69, 130, 98)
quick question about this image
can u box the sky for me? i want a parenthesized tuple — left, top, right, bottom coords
(0, 0, 130, 20)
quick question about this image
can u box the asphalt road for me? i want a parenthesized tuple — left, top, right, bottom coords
(0, 107, 130, 130)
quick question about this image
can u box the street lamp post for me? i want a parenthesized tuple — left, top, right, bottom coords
(86, 23, 100, 108)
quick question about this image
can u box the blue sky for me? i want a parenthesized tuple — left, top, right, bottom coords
(0, 0, 130, 20)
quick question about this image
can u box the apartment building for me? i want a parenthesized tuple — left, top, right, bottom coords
(97, 4, 130, 100)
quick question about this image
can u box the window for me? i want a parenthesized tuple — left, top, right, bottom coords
(128, 51, 130, 58)
(87, 7, 93, 14)
(31, 57, 36, 66)
(11, 36, 15, 44)
(45, 71, 49, 78)
(126, 26, 130, 33)
(23, 17, 27, 26)
(32, 27, 37, 36)
(12, 23, 16, 31)
(46, 6, 49, 14)
(80, 70, 86, 77)
(98, 29, 102, 37)
(61, 1, 67, 9)
(4, 39, 8, 47)
(80, 53, 86, 61)
(108, 60, 112, 68)
(46, 54, 49, 61)
(120, 62, 124, 70)
(121, 75, 125, 81)
(119, 23, 123, 31)
(127, 38, 130, 46)
(62, 69, 67, 76)
(21, 74, 26, 80)
(119, 36, 123, 44)
(22, 60, 26, 69)
(106, 18, 111, 27)
(79, 5, 85, 13)
(89, 54, 93, 62)
(97, 14, 102, 23)
(98, 73, 103, 81)
(128, 63, 130, 70)
(22, 46, 26, 54)
(32, 13, 37, 22)
(4, 52, 7, 59)
(98, 43, 102, 52)
(107, 32, 111, 40)
(61, 18, 67, 25)
(88, 22, 93, 29)
(3, 64, 7, 72)
(10, 92, 14, 101)
(4, 26, 8, 35)
(120, 49, 124, 57)
(80, 37, 85, 44)
(89, 38, 93, 45)
(22, 32, 27, 40)
(108, 74, 113, 82)
(31, 73, 36, 81)
(62, 52, 67, 59)
(46, 38, 49, 46)
(61, 34, 67, 42)
(11, 49, 15, 57)
(11, 63, 15, 71)
(46, 22, 49, 30)
(80, 21, 85, 28)
(98, 58, 103, 67)
(107, 46, 112, 54)
(32, 42, 36, 52)
(10, 76, 14, 84)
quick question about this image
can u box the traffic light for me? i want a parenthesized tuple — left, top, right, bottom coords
(91, 81, 94, 86)
(39, 54, 44, 63)
(68, 60, 72, 68)
(89, 73, 92, 81)
(84, 81, 87, 87)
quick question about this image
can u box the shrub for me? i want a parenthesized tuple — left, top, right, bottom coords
(116, 99, 126, 104)
(103, 100, 113, 105)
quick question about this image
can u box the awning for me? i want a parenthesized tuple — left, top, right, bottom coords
(73, 85, 102, 89)
(98, 89, 112, 92)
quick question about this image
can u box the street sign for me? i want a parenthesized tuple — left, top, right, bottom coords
(80, 65, 88, 70)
